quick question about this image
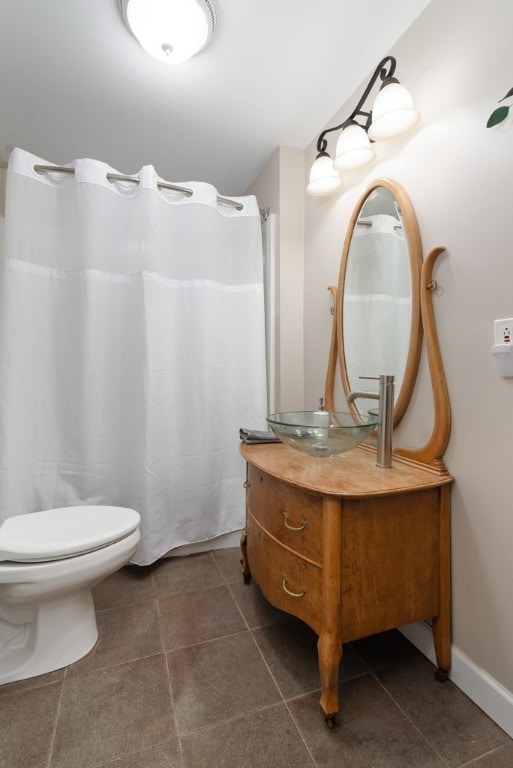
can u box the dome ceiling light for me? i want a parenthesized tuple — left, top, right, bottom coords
(120, 0, 217, 64)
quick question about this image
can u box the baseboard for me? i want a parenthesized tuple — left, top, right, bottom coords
(400, 621, 513, 738)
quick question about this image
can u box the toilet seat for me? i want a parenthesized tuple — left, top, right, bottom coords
(0, 506, 140, 563)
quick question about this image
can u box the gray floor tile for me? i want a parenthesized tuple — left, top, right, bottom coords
(95, 739, 184, 768)
(375, 653, 510, 767)
(464, 743, 513, 767)
(51, 654, 176, 768)
(288, 674, 446, 768)
(349, 628, 420, 671)
(66, 598, 163, 677)
(93, 564, 155, 610)
(167, 631, 281, 735)
(0, 667, 64, 698)
(5, 550, 511, 768)
(211, 545, 244, 584)
(153, 552, 224, 597)
(253, 619, 367, 699)
(0, 681, 62, 768)
(229, 579, 286, 628)
(159, 585, 245, 650)
(181, 703, 315, 768)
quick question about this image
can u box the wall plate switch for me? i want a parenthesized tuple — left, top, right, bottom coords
(494, 318, 513, 345)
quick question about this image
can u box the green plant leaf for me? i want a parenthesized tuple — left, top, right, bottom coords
(499, 87, 513, 102)
(487, 105, 509, 128)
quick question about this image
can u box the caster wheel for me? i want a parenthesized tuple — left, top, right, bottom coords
(435, 667, 449, 682)
(325, 715, 337, 728)
(243, 574, 251, 584)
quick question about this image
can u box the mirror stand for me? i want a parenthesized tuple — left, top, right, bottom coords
(394, 246, 451, 472)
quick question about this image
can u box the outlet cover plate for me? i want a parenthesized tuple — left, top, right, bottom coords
(494, 318, 513, 345)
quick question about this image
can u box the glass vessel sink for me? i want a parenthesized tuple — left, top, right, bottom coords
(266, 410, 379, 458)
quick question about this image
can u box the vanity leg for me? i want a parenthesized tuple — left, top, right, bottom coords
(240, 528, 251, 584)
(432, 484, 451, 679)
(318, 633, 342, 724)
(318, 497, 342, 723)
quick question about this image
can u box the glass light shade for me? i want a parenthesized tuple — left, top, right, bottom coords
(368, 82, 420, 141)
(334, 124, 376, 171)
(306, 156, 342, 196)
(124, 0, 214, 64)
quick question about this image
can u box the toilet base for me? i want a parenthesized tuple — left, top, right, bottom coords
(0, 523, 140, 685)
(0, 588, 99, 685)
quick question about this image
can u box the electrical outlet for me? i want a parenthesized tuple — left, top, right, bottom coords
(494, 318, 513, 345)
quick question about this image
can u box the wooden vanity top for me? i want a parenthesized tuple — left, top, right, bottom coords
(240, 443, 453, 498)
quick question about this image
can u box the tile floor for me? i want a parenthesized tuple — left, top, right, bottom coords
(1, 547, 512, 768)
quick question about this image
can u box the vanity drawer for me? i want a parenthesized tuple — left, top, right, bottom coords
(246, 465, 322, 564)
(247, 509, 322, 634)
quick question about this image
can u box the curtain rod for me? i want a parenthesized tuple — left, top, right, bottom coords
(0, 160, 244, 211)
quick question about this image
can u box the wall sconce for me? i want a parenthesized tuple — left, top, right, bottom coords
(120, 0, 216, 64)
(306, 56, 420, 196)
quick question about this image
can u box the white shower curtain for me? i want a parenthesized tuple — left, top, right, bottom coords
(0, 148, 268, 565)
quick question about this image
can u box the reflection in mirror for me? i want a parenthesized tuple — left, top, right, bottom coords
(344, 188, 410, 411)
(337, 179, 422, 427)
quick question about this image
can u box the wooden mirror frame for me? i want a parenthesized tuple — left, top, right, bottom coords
(325, 178, 451, 470)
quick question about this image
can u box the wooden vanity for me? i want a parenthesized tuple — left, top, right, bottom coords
(240, 179, 454, 723)
(240, 442, 453, 722)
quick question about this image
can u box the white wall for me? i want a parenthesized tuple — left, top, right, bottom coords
(304, 0, 513, 723)
(246, 145, 305, 411)
(0, 157, 6, 217)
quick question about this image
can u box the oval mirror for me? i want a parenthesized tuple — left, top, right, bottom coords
(336, 179, 422, 426)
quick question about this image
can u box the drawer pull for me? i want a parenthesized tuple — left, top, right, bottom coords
(283, 511, 307, 531)
(282, 577, 307, 598)
(243, 480, 250, 488)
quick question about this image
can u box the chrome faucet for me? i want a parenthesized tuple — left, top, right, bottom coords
(346, 374, 395, 468)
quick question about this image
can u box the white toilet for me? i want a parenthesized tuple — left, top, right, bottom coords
(0, 505, 140, 685)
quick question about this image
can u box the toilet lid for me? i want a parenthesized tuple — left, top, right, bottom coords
(0, 506, 140, 562)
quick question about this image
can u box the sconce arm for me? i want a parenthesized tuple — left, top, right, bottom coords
(315, 56, 397, 155)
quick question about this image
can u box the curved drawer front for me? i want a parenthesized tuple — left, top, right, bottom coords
(247, 510, 322, 633)
(246, 465, 322, 564)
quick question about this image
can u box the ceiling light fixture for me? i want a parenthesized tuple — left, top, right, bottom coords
(306, 56, 420, 196)
(120, 0, 216, 64)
